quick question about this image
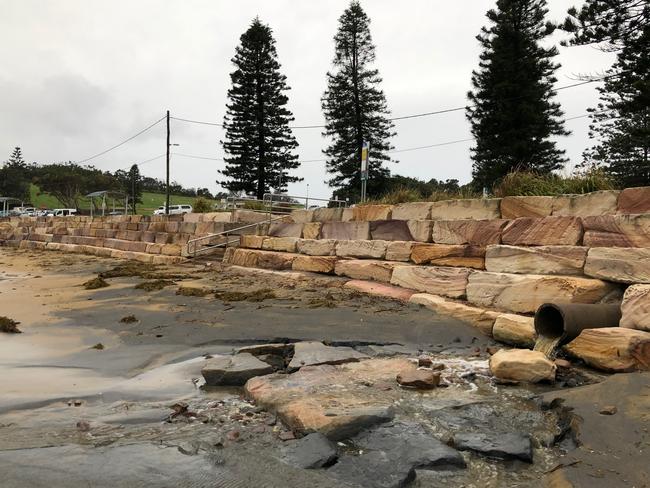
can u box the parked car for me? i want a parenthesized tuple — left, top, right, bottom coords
(152, 204, 193, 215)
(47, 208, 78, 217)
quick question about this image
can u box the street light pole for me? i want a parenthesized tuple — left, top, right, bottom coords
(165, 110, 170, 215)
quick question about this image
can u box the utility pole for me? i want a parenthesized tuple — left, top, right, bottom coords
(132, 171, 136, 215)
(165, 110, 170, 215)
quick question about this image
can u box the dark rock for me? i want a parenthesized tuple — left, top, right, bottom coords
(236, 343, 293, 357)
(177, 441, 199, 456)
(226, 430, 240, 442)
(201, 354, 274, 386)
(287, 341, 368, 371)
(257, 353, 286, 370)
(396, 370, 440, 389)
(279, 433, 338, 469)
(329, 451, 416, 488)
(452, 432, 532, 462)
(278, 431, 296, 441)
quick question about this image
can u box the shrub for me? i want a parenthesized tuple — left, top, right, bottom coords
(193, 197, 212, 213)
(494, 169, 616, 197)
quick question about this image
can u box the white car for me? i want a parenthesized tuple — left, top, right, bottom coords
(153, 204, 193, 216)
(47, 208, 78, 217)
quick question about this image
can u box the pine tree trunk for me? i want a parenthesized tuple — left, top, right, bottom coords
(256, 67, 265, 201)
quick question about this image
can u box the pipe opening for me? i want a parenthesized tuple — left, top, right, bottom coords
(535, 304, 566, 340)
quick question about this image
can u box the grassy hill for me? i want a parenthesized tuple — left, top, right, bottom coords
(28, 184, 219, 215)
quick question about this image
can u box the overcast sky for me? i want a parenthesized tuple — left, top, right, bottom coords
(0, 0, 615, 200)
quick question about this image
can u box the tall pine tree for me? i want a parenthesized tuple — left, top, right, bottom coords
(562, 1, 650, 186)
(219, 18, 300, 200)
(467, 0, 569, 190)
(0, 147, 30, 201)
(322, 1, 395, 202)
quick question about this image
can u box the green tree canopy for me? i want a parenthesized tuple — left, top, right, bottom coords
(0, 147, 31, 202)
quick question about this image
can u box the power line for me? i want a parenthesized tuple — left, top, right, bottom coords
(75, 115, 166, 163)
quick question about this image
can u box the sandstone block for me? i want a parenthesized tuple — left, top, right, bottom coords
(501, 217, 583, 246)
(352, 205, 393, 221)
(232, 210, 269, 223)
(617, 186, 650, 214)
(302, 222, 321, 240)
(432, 219, 507, 246)
(492, 314, 536, 347)
(210, 212, 232, 223)
(161, 244, 182, 256)
(269, 222, 303, 238)
(466, 272, 619, 314)
(256, 250, 297, 270)
(321, 222, 370, 240)
(262, 237, 299, 253)
(145, 243, 163, 254)
(485, 245, 587, 276)
(390, 266, 472, 299)
(408, 293, 499, 336)
(405, 219, 433, 243)
(500, 196, 554, 219)
(240, 235, 266, 249)
(552, 190, 619, 217)
(396, 369, 440, 389)
(620, 285, 650, 332)
(334, 259, 400, 282)
(344, 280, 416, 302)
(291, 209, 313, 224)
(369, 220, 413, 241)
(313, 207, 344, 222)
(582, 214, 650, 247)
(564, 328, 650, 372)
(183, 213, 203, 223)
(584, 247, 650, 284)
(489, 349, 556, 383)
(336, 239, 388, 259)
(292, 255, 337, 274)
(341, 208, 354, 222)
(410, 243, 485, 269)
(180, 222, 197, 234)
(385, 241, 413, 262)
(391, 202, 432, 221)
(297, 238, 337, 256)
(430, 198, 501, 220)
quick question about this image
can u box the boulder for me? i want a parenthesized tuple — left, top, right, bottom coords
(202, 354, 274, 386)
(369, 220, 413, 241)
(492, 314, 536, 347)
(291, 209, 313, 223)
(268, 222, 303, 238)
(301, 222, 321, 240)
(617, 186, 650, 214)
(410, 243, 485, 269)
(430, 198, 501, 220)
(385, 241, 413, 262)
(581, 214, 650, 247)
(288, 341, 368, 370)
(261, 237, 299, 253)
(563, 328, 650, 372)
(292, 255, 337, 274)
(489, 349, 556, 383)
(279, 433, 338, 469)
(485, 245, 587, 276)
(296, 238, 337, 256)
(552, 190, 619, 217)
(500, 196, 554, 218)
(501, 216, 583, 246)
(432, 219, 507, 247)
(406, 219, 433, 242)
(352, 204, 393, 221)
(396, 369, 440, 389)
(467, 272, 619, 314)
(240, 235, 266, 249)
(391, 202, 433, 221)
(452, 432, 533, 462)
(620, 285, 650, 332)
(313, 207, 344, 222)
(336, 239, 388, 259)
(409, 293, 499, 336)
(344, 280, 416, 302)
(390, 266, 472, 299)
(334, 259, 400, 282)
(321, 221, 371, 240)
(584, 247, 650, 284)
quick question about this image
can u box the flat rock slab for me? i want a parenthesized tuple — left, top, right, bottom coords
(288, 341, 368, 370)
(406, 220, 433, 242)
(500, 196, 554, 218)
(246, 359, 414, 440)
(202, 353, 274, 386)
(268, 222, 304, 238)
(411, 243, 485, 269)
(501, 217, 583, 246)
(385, 241, 414, 262)
(336, 239, 388, 259)
(390, 266, 472, 299)
(369, 220, 413, 241)
(564, 328, 650, 373)
(409, 293, 499, 336)
(297, 238, 337, 256)
(279, 433, 338, 469)
(453, 432, 533, 462)
(313, 207, 344, 222)
(552, 190, 619, 217)
(485, 244, 587, 276)
(344, 279, 416, 302)
(302, 222, 322, 240)
(335, 259, 401, 282)
(292, 255, 337, 274)
(396, 369, 440, 389)
(489, 349, 556, 383)
(467, 272, 619, 314)
(582, 214, 650, 247)
(225, 248, 297, 270)
(352, 204, 393, 221)
(392, 202, 433, 221)
(584, 247, 650, 284)
(621, 284, 650, 332)
(329, 422, 465, 488)
(262, 236, 299, 252)
(430, 198, 501, 220)
(432, 219, 507, 246)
